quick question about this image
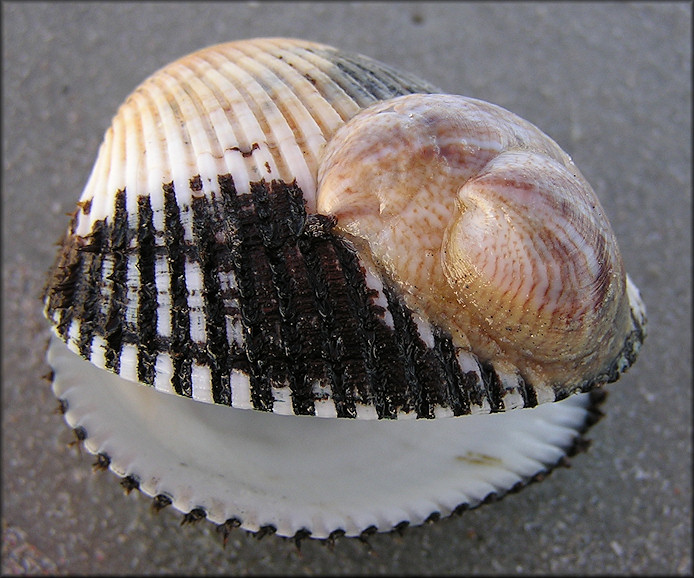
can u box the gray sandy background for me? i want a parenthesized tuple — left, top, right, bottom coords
(2, 2, 691, 574)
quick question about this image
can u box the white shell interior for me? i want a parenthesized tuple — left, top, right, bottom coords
(49, 335, 595, 539)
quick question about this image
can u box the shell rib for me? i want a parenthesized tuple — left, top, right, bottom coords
(43, 38, 645, 420)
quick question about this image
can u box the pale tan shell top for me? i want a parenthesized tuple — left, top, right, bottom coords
(74, 37, 438, 237)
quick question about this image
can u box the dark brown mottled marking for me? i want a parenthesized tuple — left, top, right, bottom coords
(327, 528, 346, 546)
(77, 199, 92, 214)
(42, 175, 630, 418)
(190, 182, 235, 405)
(432, 328, 471, 415)
(299, 226, 364, 417)
(292, 528, 312, 550)
(254, 525, 277, 540)
(103, 189, 130, 374)
(181, 508, 207, 525)
(92, 453, 111, 471)
(136, 195, 158, 385)
(480, 361, 504, 412)
(381, 279, 468, 418)
(255, 182, 319, 415)
(189, 174, 203, 192)
(72, 426, 87, 442)
(358, 524, 377, 548)
(75, 221, 108, 362)
(217, 517, 241, 547)
(163, 182, 193, 397)
(152, 494, 173, 512)
(377, 283, 422, 417)
(222, 183, 276, 412)
(120, 475, 140, 494)
(461, 370, 486, 409)
(331, 239, 405, 414)
(229, 143, 259, 158)
(42, 223, 84, 339)
(520, 375, 538, 408)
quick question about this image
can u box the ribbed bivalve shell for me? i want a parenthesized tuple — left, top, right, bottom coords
(43, 38, 645, 421)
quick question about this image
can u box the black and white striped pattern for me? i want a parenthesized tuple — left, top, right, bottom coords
(44, 178, 545, 419)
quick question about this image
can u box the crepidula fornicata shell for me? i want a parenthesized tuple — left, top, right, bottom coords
(317, 93, 638, 403)
(42, 37, 646, 541)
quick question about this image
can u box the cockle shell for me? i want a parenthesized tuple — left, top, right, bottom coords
(43, 37, 646, 540)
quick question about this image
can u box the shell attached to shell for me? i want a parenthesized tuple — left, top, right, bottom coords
(43, 37, 646, 540)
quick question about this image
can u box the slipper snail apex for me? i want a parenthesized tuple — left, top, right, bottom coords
(43, 38, 646, 539)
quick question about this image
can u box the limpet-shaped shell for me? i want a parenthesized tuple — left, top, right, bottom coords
(43, 37, 646, 540)
(318, 93, 640, 401)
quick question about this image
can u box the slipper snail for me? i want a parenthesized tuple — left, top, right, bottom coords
(43, 37, 646, 541)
